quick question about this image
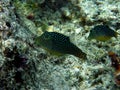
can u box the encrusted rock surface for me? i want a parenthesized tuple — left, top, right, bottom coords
(0, 0, 120, 90)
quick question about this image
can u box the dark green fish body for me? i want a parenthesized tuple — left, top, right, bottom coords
(35, 31, 86, 59)
(88, 25, 118, 41)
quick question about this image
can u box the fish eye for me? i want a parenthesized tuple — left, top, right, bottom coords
(90, 29, 93, 33)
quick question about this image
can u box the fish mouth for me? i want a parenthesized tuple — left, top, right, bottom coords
(87, 36, 92, 40)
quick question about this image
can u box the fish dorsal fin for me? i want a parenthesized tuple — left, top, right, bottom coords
(53, 32, 70, 42)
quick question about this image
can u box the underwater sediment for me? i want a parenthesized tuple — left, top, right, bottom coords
(0, 0, 120, 90)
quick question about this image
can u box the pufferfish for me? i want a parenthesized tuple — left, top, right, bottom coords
(35, 31, 87, 59)
(88, 25, 119, 41)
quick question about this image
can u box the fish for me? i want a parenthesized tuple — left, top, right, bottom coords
(35, 31, 87, 59)
(88, 25, 119, 41)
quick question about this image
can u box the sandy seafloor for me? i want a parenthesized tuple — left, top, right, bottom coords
(0, 0, 120, 90)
